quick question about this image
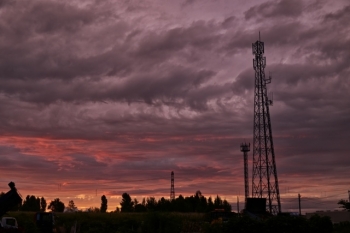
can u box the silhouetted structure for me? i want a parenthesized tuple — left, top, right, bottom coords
(246, 198, 266, 214)
(240, 143, 250, 208)
(298, 193, 301, 216)
(170, 171, 175, 200)
(35, 212, 55, 233)
(0, 182, 22, 217)
(251, 35, 281, 214)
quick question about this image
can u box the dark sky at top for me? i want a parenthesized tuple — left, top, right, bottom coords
(0, 0, 349, 212)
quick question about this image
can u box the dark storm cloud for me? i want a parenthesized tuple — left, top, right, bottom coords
(0, 5, 228, 111)
(0, 0, 129, 81)
(0, 0, 13, 8)
(113, 68, 217, 108)
(0, 0, 104, 37)
(181, 0, 197, 7)
(0, 145, 60, 179)
(231, 69, 254, 94)
(69, 154, 108, 169)
(221, 16, 236, 29)
(221, 21, 307, 55)
(0, 67, 217, 106)
(324, 5, 350, 22)
(245, 0, 303, 20)
(136, 21, 220, 56)
(0, 0, 349, 211)
(25, 2, 94, 34)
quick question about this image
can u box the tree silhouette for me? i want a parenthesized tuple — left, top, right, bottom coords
(117, 191, 231, 213)
(214, 195, 223, 209)
(146, 197, 157, 211)
(207, 196, 214, 212)
(66, 200, 77, 212)
(22, 195, 40, 211)
(40, 197, 47, 212)
(87, 207, 100, 213)
(134, 197, 147, 212)
(48, 198, 65, 212)
(174, 195, 187, 212)
(309, 215, 333, 233)
(100, 195, 108, 213)
(337, 199, 350, 211)
(194, 190, 207, 212)
(135, 203, 147, 212)
(222, 199, 232, 212)
(120, 193, 134, 212)
(157, 197, 171, 211)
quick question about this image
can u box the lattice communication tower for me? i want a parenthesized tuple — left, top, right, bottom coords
(251, 36, 281, 214)
(170, 171, 175, 200)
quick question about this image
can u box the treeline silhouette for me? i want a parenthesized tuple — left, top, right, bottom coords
(1, 190, 230, 213)
(0, 192, 68, 213)
(119, 190, 231, 212)
(0, 192, 47, 212)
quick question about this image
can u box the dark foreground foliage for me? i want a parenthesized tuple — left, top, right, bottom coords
(5, 211, 347, 233)
(333, 221, 350, 233)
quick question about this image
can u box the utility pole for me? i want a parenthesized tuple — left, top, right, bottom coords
(237, 196, 240, 213)
(348, 190, 350, 202)
(298, 193, 301, 216)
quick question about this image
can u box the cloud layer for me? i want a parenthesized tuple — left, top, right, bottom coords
(0, 0, 349, 212)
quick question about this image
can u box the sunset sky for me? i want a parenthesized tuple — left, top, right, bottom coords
(0, 0, 349, 213)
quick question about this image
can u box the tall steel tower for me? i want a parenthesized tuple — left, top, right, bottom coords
(251, 36, 281, 214)
(170, 171, 175, 200)
(240, 143, 250, 208)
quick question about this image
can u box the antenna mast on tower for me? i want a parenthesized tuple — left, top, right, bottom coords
(251, 35, 281, 214)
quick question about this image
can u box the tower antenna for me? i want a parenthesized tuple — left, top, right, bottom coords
(251, 36, 281, 214)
